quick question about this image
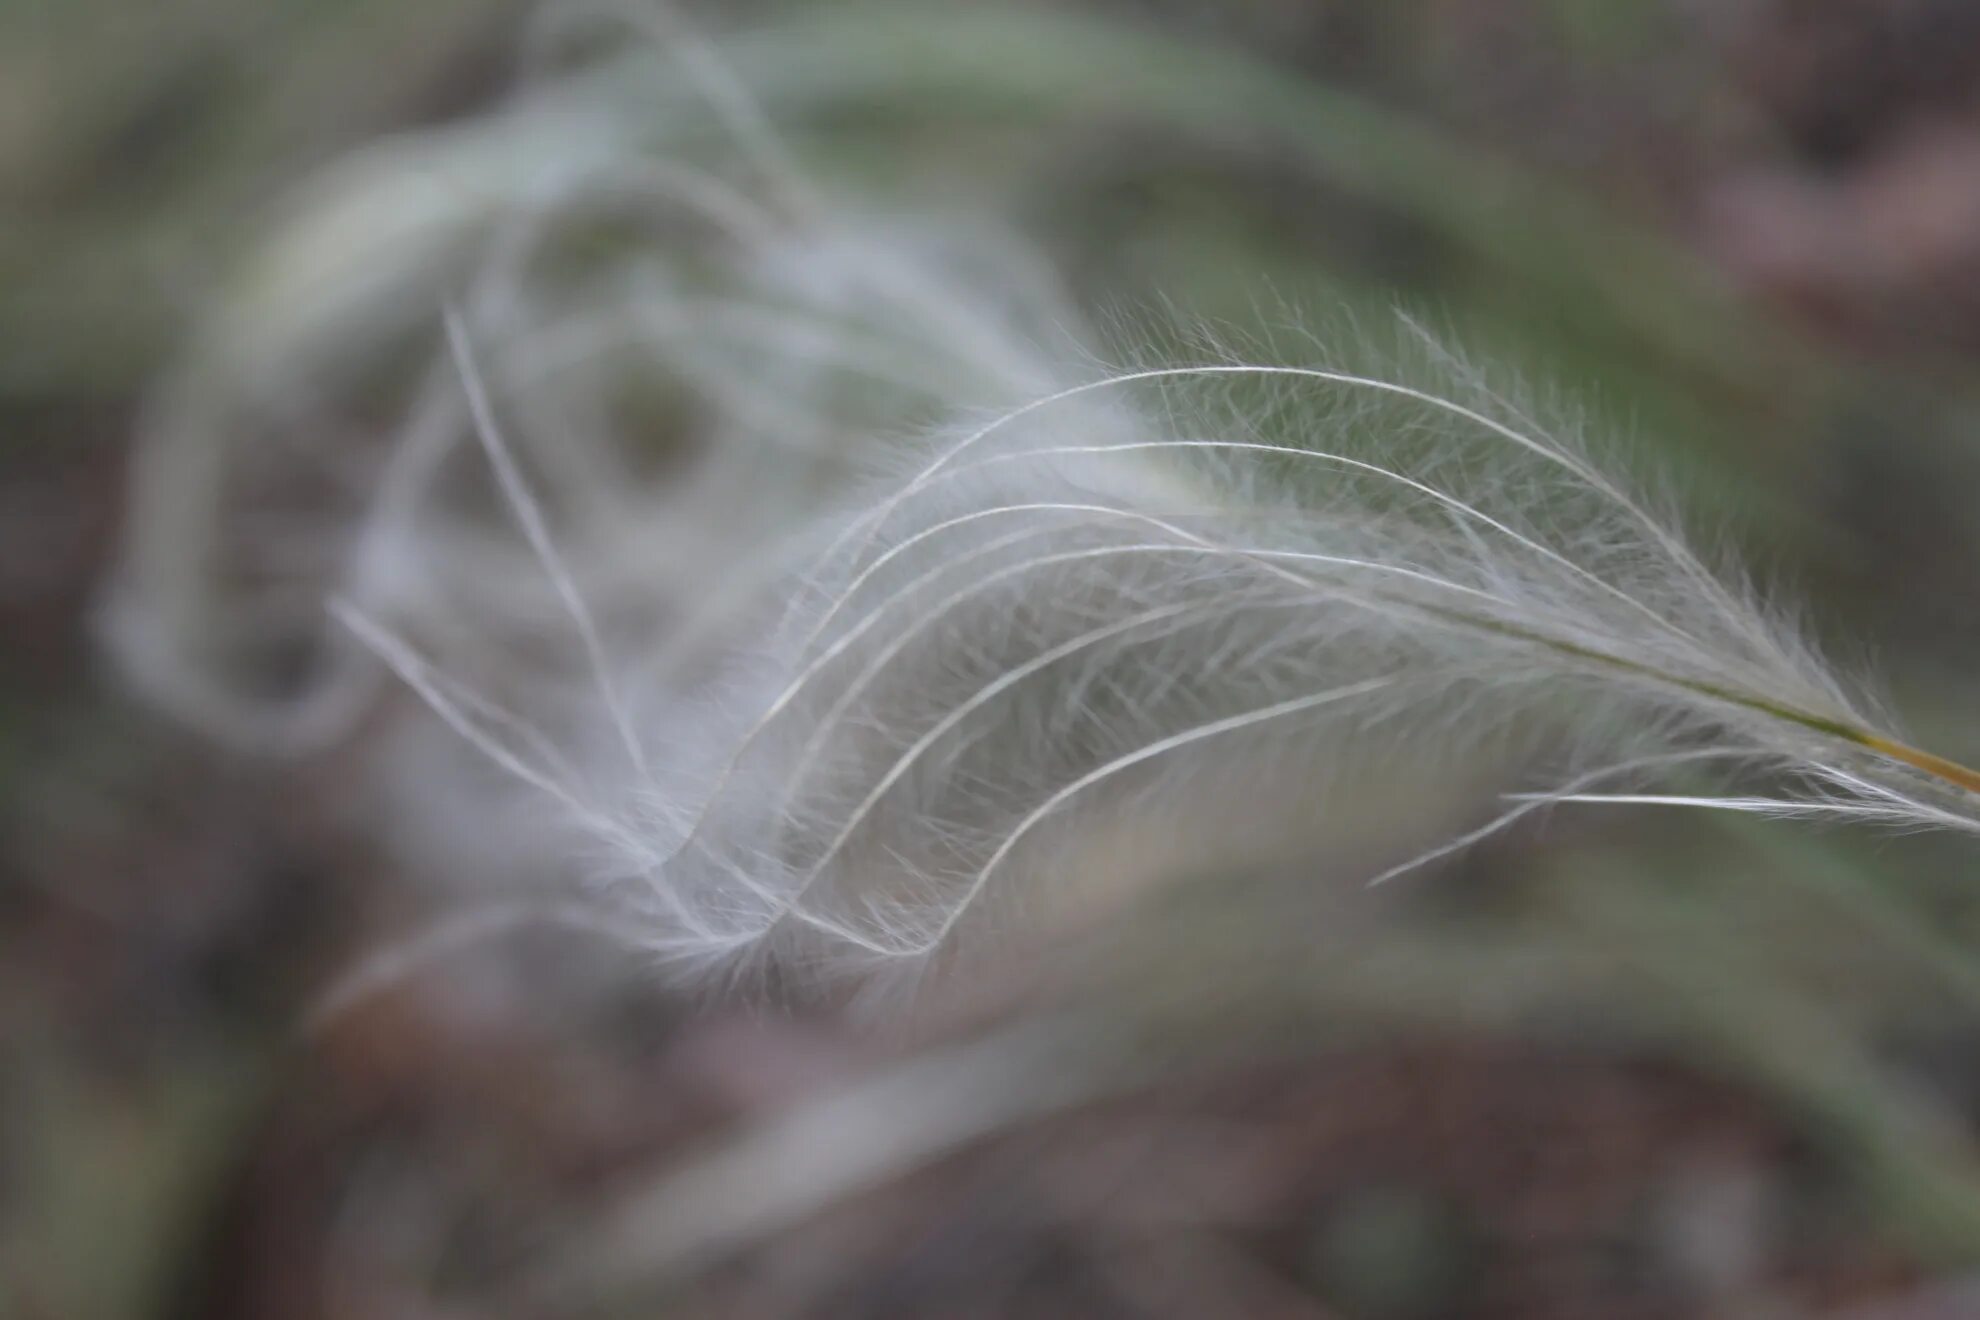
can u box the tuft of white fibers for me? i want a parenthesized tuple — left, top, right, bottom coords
(103, 14, 1980, 1006)
(328, 297, 1980, 997)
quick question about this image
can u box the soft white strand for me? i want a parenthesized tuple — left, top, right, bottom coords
(333, 322, 1980, 984)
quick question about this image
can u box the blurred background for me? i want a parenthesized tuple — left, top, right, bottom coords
(10, 2, 1980, 1316)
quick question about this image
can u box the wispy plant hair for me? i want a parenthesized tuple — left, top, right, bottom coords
(332, 301, 1980, 994)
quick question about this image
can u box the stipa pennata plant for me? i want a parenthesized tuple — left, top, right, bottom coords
(111, 13, 1980, 1001)
(330, 303, 1980, 994)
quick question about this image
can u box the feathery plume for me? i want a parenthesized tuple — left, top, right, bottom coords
(330, 303, 1980, 992)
